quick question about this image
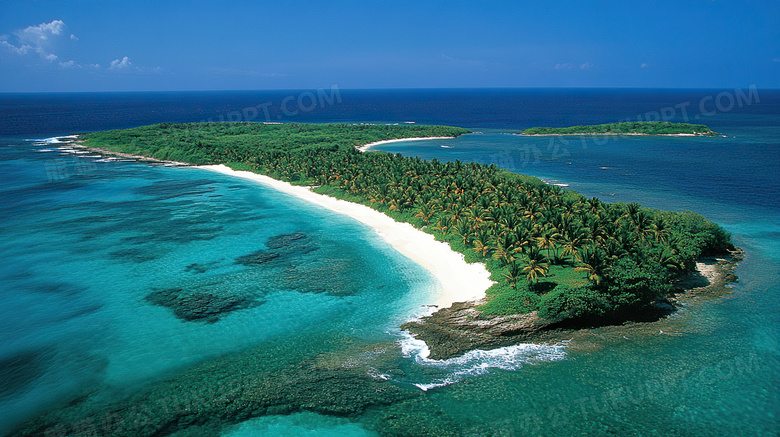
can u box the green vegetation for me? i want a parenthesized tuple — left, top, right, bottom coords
(81, 122, 470, 165)
(521, 121, 719, 136)
(81, 122, 734, 323)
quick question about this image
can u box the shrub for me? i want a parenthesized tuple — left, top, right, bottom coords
(537, 285, 610, 322)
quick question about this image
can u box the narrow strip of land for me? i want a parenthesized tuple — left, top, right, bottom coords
(78, 122, 736, 352)
(520, 121, 719, 136)
(356, 136, 457, 152)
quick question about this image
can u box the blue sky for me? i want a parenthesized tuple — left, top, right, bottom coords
(1, 0, 778, 92)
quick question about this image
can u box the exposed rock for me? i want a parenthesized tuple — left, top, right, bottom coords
(672, 247, 744, 296)
(401, 302, 555, 360)
(403, 249, 744, 360)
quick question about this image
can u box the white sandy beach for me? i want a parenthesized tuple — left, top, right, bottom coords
(356, 136, 456, 152)
(198, 164, 495, 309)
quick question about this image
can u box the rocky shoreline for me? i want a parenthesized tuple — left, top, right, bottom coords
(402, 248, 743, 360)
(60, 135, 192, 166)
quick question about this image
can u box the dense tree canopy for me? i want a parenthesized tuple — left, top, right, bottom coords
(82, 122, 471, 165)
(522, 121, 718, 136)
(82, 122, 734, 322)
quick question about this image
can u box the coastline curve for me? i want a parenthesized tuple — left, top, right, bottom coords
(356, 136, 457, 152)
(197, 164, 495, 311)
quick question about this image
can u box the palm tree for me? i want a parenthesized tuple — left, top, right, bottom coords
(587, 197, 603, 217)
(493, 232, 517, 265)
(650, 217, 670, 244)
(497, 208, 521, 231)
(472, 228, 492, 257)
(369, 184, 390, 205)
(575, 245, 607, 285)
(523, 258, 549, 284)
(454, 219, 473, 245)
(449, 203, 466, 222)
(513, 226, 534, 254)
(536, 230, 561, 260)
(632, 211, 654, 241)
(562, 228, 589, 261)
(654, 249, 682, 273)
(602, 238, 625, 262)
(466, 205, 487, 228)
(388, 192, 407, 213)
(414, 202, 436, 226)
(523, 203, 543, 221)
(432, 215, 452, 235)
(586, 218, 608, 247)
(616, 202, 641, 227)
(502, 262, 523, 289)
(523, 248, 549, 284)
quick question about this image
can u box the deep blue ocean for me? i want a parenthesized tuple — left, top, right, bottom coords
(0, 89, 777, 436)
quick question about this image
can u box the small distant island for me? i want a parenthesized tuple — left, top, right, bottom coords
(520, 121, 719, 136)
(76, 122, 736, 359)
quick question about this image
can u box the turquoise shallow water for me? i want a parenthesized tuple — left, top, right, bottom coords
(221, 412, 379, 437)
(0, 139, 567, 436)
(1, 90, 778, 436)
(369, 120, 779, 436)
(0, 140, 438, 433)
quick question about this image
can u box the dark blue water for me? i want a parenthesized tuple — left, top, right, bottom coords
(3, 87, 774, 133)
(0, 89, 778, 436)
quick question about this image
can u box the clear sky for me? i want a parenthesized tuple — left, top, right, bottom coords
(1, 0, 778, 92)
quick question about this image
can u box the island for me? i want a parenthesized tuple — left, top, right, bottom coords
(10, 122, 742, 436)
(78, 122, 736, 358)
(520, 121, 719, 136)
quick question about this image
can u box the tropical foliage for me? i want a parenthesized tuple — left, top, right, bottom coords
(82, 122, 471, 165)
(521, 121, 718, 136)
(82, 122, 734, 323)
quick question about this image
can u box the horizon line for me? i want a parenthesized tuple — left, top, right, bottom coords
(1, 85, 778, 95)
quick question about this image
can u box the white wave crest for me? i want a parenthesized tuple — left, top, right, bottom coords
(25, 135, 79, 145)
(398, 332, 568, 391)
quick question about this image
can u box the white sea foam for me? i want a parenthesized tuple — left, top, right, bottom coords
(542, 178, 570, 188)
(32, 135, 78, 145)
(398, 332, 568, 391)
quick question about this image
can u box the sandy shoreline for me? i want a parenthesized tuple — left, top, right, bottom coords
(198, 164, 495, 310)
(356, 136, 457, 152)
